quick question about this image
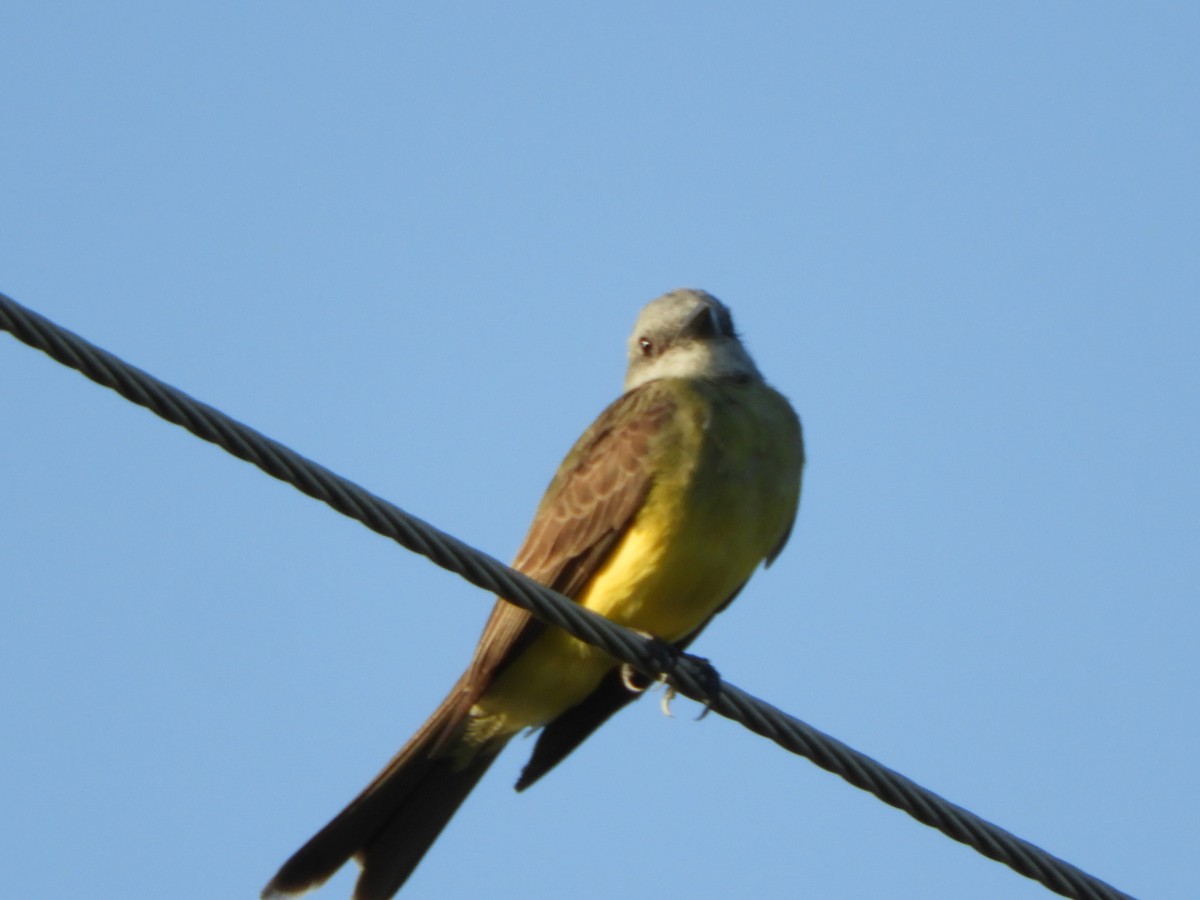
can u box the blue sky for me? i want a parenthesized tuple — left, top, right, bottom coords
(2, 4, 1196, 898)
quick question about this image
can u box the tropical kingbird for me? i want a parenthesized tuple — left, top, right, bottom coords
(263, 288, 804, 899)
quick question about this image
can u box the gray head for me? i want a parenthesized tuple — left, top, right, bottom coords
(623, 289, 762, 391)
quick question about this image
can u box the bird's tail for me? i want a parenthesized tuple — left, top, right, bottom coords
(262, 700, 503, 900)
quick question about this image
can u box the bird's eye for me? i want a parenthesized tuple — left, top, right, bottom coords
(638, 337, 654, 356)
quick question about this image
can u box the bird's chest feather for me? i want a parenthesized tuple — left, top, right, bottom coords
(579, 385, 799, 640)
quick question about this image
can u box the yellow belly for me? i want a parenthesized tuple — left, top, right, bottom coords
(464, 379, 802, 746)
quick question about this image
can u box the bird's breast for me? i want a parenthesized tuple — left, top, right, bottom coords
(579, 379, 802, 641)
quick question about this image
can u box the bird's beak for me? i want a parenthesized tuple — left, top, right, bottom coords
(680, 302, 720, 340)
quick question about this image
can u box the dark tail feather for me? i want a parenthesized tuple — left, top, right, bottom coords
(516, 667, 641, 791)
(263, 704, 503, 900)
(351, 752, 496, 899)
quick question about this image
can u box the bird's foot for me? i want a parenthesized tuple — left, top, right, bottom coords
(624, 637, 721, 720)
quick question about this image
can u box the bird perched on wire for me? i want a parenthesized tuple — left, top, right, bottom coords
(263, 288, 804, 899)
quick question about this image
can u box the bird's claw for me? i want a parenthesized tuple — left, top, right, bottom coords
(630, 636, 722, 719)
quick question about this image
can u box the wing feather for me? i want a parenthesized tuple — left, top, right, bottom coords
(438, 385, 679, 733)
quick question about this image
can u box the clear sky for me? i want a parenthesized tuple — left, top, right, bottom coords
(2, 4, 1196, 899)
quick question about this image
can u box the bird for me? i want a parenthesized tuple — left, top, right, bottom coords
(262, 288, 804, 899)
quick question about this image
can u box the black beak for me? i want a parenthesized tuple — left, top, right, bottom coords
(681, 302, 721, 340)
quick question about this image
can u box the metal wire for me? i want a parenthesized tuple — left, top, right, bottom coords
(1, 291, 1134, 900)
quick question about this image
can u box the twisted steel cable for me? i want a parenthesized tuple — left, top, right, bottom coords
(1, 291, 1133, 900)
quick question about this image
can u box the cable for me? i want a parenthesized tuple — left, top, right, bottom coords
(0, 291, 1134, 900)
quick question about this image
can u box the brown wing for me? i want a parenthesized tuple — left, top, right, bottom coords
(513, 386, 806, 788)
(432, 384, 680, 740)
